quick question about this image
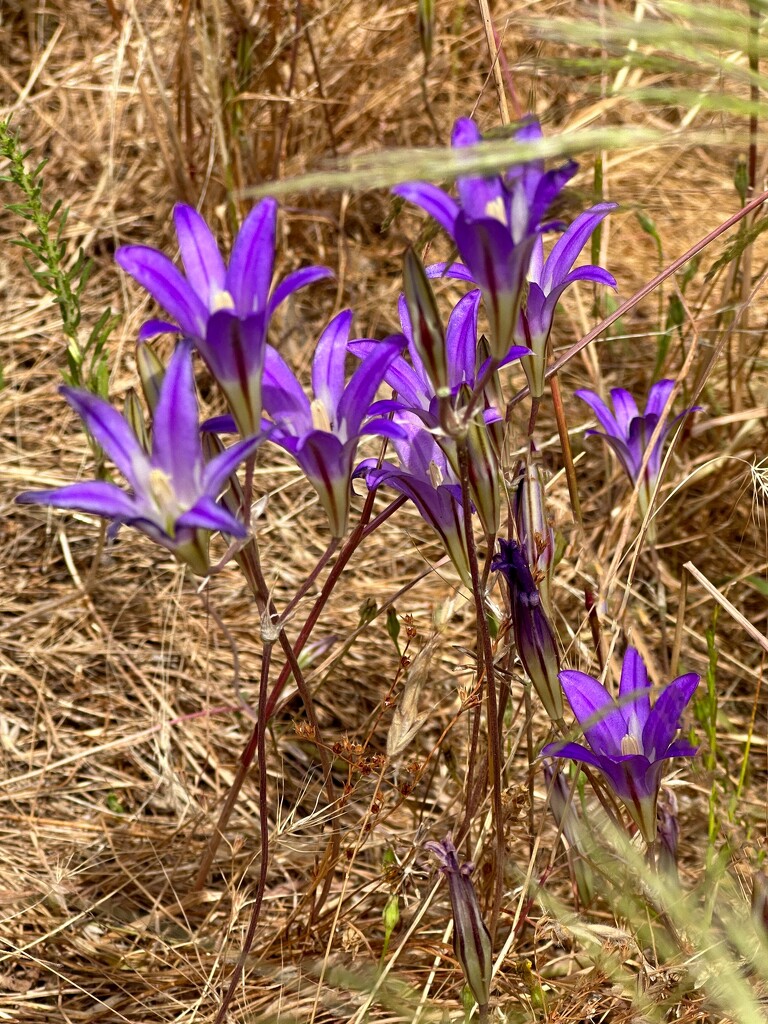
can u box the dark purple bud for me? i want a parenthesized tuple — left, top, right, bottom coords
(493, 538, 563, 721)
(425, 835, 492, 1010)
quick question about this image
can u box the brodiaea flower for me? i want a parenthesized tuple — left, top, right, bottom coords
(395, 117, 578, 362)
(518, 205, 616, 398)
(357, 414, 471, 586)
(542, 648, 699, 843)
(260, 310, 403, 538)
(116, 200, 332, 435)
(16, 342, 263, 575)
(575, 380, 698, 519)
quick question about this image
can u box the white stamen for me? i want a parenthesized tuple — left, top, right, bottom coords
(211, 288, 235, 312)
(311, 398, 332, 432)
(484, 196, 508, 226)
(621, 733, 642, 756)
(428, 460, 443, 488)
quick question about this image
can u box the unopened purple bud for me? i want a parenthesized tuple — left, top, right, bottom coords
(403, 247, 449, 399)
(493, 538, 563, 721)
(425, 835, 492, 1010)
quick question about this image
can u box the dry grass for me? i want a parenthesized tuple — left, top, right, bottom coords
(3, 0, 768, 1021)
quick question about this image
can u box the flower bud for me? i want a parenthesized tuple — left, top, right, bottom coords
(424, 836, 492, 1011)
(417, 0, 435, 64)
(124, 389, 150, 453)
(136, 340, 165, 414)
(493, 538, 563, 721)
(403, 247, 449, 399)
(544, 762, 594, 906)
(512, 449, 554, 614)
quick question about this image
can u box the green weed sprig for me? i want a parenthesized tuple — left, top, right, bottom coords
(0, 120, 117, 397)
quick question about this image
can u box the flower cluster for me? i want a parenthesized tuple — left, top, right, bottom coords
(17, 111, 702, 877)
(18, 200, 404, 559)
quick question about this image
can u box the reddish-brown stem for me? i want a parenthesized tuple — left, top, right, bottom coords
(457, 439, 504, 940)
(213, 640, 273, 1024)
(193, 490, 397, 890)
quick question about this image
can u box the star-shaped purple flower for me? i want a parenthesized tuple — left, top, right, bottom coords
(116, 200, 332, 435)
(261, 310, 403, 538)
(16, 342, 263, 575)
(357, 413, 471, 586)
(542, 647, 699, 843)
(575, 381, 698, 519)
(519, 205, 617, 397)
(394, 117, 578, 362)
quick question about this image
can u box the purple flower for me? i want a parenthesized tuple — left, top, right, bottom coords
(261, 310, 403, 537)
(116, 200, 332, 435)
(351, 291, 520, 538)
(542, 648, 699, 843)
(424, 835, 492, 1011)
(518, 205, 617, 398)
(575, 381, 698, 519)
(357, 415, 471, 586)
(493, 538, 562, 721)
(394, 117, 578, 362)
(16, 342, 263, 575)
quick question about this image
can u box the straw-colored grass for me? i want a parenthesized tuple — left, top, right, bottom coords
(3, 1, 768, 1021)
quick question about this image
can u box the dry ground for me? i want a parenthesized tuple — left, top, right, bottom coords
(2, 1, 768, 1021)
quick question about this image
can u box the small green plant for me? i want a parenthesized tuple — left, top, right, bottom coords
(0, 119, 118, 396)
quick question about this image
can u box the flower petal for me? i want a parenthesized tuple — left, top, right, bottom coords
(177, 495, 248, 536)
(311, 310, 353, 420)
(575, 389, 621, 437)
(150, 341, 202, 500)
(60, 386, 146, 491)
(559, 669, 626, 756)
(268, 265, 333, 316)
(16, 481, 138, 520)
(337, 338, 403, 434)
(138, 319, 182, 342)
(618, 647, 651, 732)
(540, 740, 604, 770)
(115, 245, 207, 339)
(644, 379, 675, 419)
(203, 433, 265, 496)
(540, 204, 617, 293)
(446, 291, 481, 389)
(393, 183, 459, 236)
(173, 204, 226, 303)
(642, 672, 699, 760)
(227, 197, 277, 317)
(262, 345, 312, 433)
(609, 388, 640, 438)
